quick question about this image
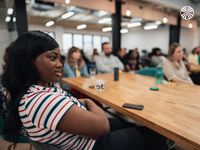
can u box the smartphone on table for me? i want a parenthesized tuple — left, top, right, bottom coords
(122, 103, 144, 110)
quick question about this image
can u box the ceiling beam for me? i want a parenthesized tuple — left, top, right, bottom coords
(141, 0, 200, 16)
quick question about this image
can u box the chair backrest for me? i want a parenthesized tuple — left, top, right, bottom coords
(0, 81, 30, 143)
(0, 114, 5, 134)
(136, 67, 157, 77)
(0, 114, 29, 143)
(29, 139, 61, 150)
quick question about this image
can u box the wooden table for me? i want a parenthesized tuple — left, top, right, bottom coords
(62, 73, 200, 150)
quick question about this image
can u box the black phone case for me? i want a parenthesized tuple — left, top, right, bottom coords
(122, 103, 144, 110)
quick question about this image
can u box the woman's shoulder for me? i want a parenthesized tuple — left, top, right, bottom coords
(25, 85, 65, 97)
(163, 58, 172, 65)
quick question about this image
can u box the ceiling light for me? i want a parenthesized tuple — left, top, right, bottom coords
(45, 21, 54, 27)
(96, 10, 108, 17)
(77, 24, 87, 30)
(188, 23, 193, 29)
(98, 18, 111, 24)
(155, 21, 161, 25)
(120, 29, 128, 33)
(65, 0, 70, 4)
(5, 16, 11, 22)
(13, 17, 16, 22)
(162, 17, 168, 23)
(144, 25, 158, 30)
(127, 22, 141, 28)
(7, 8, 13, 15)
(102, 27, 112, 32)
(121, 22, 128, 27)
(61, 12, 74, 19)
(126, 9, 131, 16)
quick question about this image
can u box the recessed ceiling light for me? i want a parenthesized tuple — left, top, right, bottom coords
(126, 9, 131, 16)
(144, 25, 158, 30)
(77, 24, 87, 30)
(127, 22, 141, 28)
(155, 21, 161, 25)
(162, 17, 168, 23)
(7, 8, 13, 15)
(98, 18, 111, 24)
(5, 16, 11, 22)
(13, 17, 16, 22)
(45, 21, 54, 27)
(121, 29, 128, 33)
(65, 0, 70, 4)
(61, 12, 74, 19)
(188, 23, 193, 29)
(96, 10, 108, 17)
(102, 27, 112, 32)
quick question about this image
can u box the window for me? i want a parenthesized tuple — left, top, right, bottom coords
(45, 32, 55, 39)
(63, 33, 72, 54)
(83, 35, 92, 53)
(73, 34, 83, 49)
(93, 35, 101, 52)
(62, 33, 110, 54)
(102, 36, 109, 43)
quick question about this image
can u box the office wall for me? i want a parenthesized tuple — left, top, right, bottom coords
(122, 25, 200, 54)
(121, 26, 169, 54)
(180, 26, 200, 52)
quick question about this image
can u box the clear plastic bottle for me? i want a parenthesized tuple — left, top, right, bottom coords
(156, 63, 163, 85)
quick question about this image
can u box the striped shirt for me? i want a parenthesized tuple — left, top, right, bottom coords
(19, 85, 95, 150)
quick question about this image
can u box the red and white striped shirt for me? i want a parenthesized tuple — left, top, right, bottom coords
(19, 85, 95, 150)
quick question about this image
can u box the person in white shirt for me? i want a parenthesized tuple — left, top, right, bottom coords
(188, 47, 200, 65)
(95, 42, 124, 73)
(163, 43, 193, 84)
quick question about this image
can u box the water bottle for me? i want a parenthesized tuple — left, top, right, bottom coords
(114, 67, 119, 81)
(156, 63, 163, 85)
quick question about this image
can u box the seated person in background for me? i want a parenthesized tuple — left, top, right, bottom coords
(187, 47, 200, 85)
(140, 49, 151, 68)
(149, 47, 166, 67)
(90, 48, 99, 63)
(163, 43, 193, 84)
(1, 31, 170, 150)
(63, 47, 89, 91)
(124, 49, 141, 72)
(182, 48, 190, 72)
(63, 46, 89, 78)
(188, 47, 200, 65)
(117, 48, 127, 65)
(95, 42, 124, 73)
(80, 49, 92, 66)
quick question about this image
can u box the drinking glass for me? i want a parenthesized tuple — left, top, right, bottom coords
(89, 67, 96, 79)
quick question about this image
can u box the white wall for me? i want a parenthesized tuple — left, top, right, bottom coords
(122, 25, 200, 54)
(180, 26, 200, 53)
(121, 26, 170, 54)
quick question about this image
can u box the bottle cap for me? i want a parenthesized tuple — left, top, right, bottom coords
(150, 86, 159, 91)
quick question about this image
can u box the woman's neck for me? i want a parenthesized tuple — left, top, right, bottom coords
(38, 81, 49, 87)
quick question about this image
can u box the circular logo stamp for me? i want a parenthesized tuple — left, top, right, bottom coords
(180, 6, 194, 20)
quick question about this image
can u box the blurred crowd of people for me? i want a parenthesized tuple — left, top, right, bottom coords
(61, 42, 200, 88)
